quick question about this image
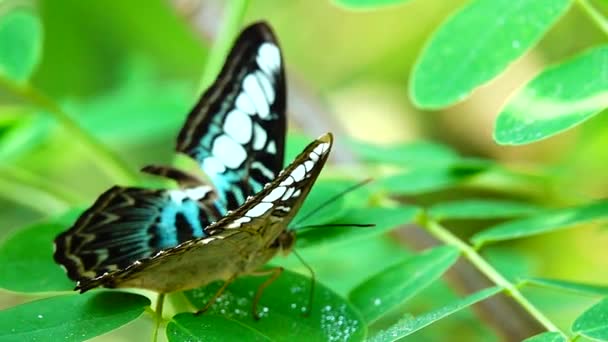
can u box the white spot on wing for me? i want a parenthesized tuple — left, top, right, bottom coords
(264, 186, 286, 202)
(243, 74, 269, 118)
(236, 93, 255, 114)
(267, 140, 277, 154)
(313, 143, 329, 156)
(304, 160, 314, 172)
(168, 186, 210, 203)
(291, 164, 306, 182)
(246, 202, 273, 217)
(202, 156, 226, 176)
(255, 70, 275, 103)
(226, 216, 251, 229)
(185, 186, 211, 200)
(257, 43, 281, 77)
(253, 123, 267, 150)
(224, 110, 252, 144)
(309, 151, 319, 162)
(212, 135, 247, 169)
(281, 187, 294, 200)
(280, 176, 294, 186)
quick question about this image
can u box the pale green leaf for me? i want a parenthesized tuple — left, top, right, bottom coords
(471, 200, 608, 248)
(495, 45, 608, 145)
(0, 10, 42, 81)
(572, 297, 608, 340)
(411, 0, 572, 108)
(348, 245, 460, 323)
(369, 286, 503, 341)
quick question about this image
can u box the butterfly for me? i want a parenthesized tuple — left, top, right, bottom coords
(53, 22, 332, 317)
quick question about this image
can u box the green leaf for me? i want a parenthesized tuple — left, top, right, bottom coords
(0, 211, 80, 293)
(294, 179, 370, 228)
(0, 291, 150, 342)
(428, 199, 541, 221)
(572, 297, 608, 340)
(183, 269, 366, 341)
(522, 277, 608, 297)
(0, 9, 42, 81)
(411, 0, 572, 109)
(471, 200, 608, 248)
(523, 331, 567, 342)
(167, 313, 271, 342)
(332, 0, 411, 10)
(348, 245, 460, 323)
(369, 286, 503, 341)
(379, 166, 484, 195)
(495, 45, 608, 145)
(296, 206, 420, 249)
(348, 139, 458, 167)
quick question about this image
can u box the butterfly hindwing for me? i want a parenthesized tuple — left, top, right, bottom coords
(177, 22, 286, 212)
(73, 134, 333, 293)
(54, 185, 222, 282)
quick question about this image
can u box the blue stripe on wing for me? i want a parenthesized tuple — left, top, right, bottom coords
(53, 185, 222, 282)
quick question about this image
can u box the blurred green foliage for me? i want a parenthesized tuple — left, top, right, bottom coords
(1, 0, 608, 341)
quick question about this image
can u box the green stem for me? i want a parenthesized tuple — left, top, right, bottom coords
(1, 167, 83, 205)
(152, 293, 166, 342)
(577, 0, 608, 36)
(421, 217, 566, 337)
(197, 0, 250, 92)
(0, 77, 139, 184)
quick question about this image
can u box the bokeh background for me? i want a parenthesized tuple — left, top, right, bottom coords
(1, 0, 608, 341)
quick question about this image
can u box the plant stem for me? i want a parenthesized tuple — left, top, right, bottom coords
(152, 293, 165, 342)
(421, 217, 566, 337)
(197, 0, 250, 93)
(0, 77, 139, 184)
(577, 0, 608, 36)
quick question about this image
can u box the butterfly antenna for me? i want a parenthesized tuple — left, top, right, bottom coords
(293, 178, 373, 227)
(293, 249, 315, 316)
(295, 223, 375, 229)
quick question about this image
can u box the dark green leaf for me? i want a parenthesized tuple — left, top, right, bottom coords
(167, 313, 271, 342)
(411, 0, 572, 109)
(522, 278, 608, 297)
(296, 206, 420, 249)
(0, 9, 42, 81)
(0, 211, 80, 293)
(369, 286, 503, 341)
(332, 0, 412, 10)
(348, 245, 460, 323)
(523, 331, 567, 342)
(495, 45, 608, 145)
(572, 297, 608, 340)
(471, 200, 608, 248)
(184, 269, 366, 341)
(0, 291, 150, 342)
(428, 199, 541, 221)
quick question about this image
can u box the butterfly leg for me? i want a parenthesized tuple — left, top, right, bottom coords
(250, 267, 284, 320)
(194, 276, 236, 315)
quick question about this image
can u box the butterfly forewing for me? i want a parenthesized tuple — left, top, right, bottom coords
(177, 23, 286, 212)
(73, 134, 333, 293)
(54, 185, 222, 282)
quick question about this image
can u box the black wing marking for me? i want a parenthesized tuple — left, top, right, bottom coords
(177, 22, 286, 212)
(54, 185, 222, 283)
(74, 133, 333, 293)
